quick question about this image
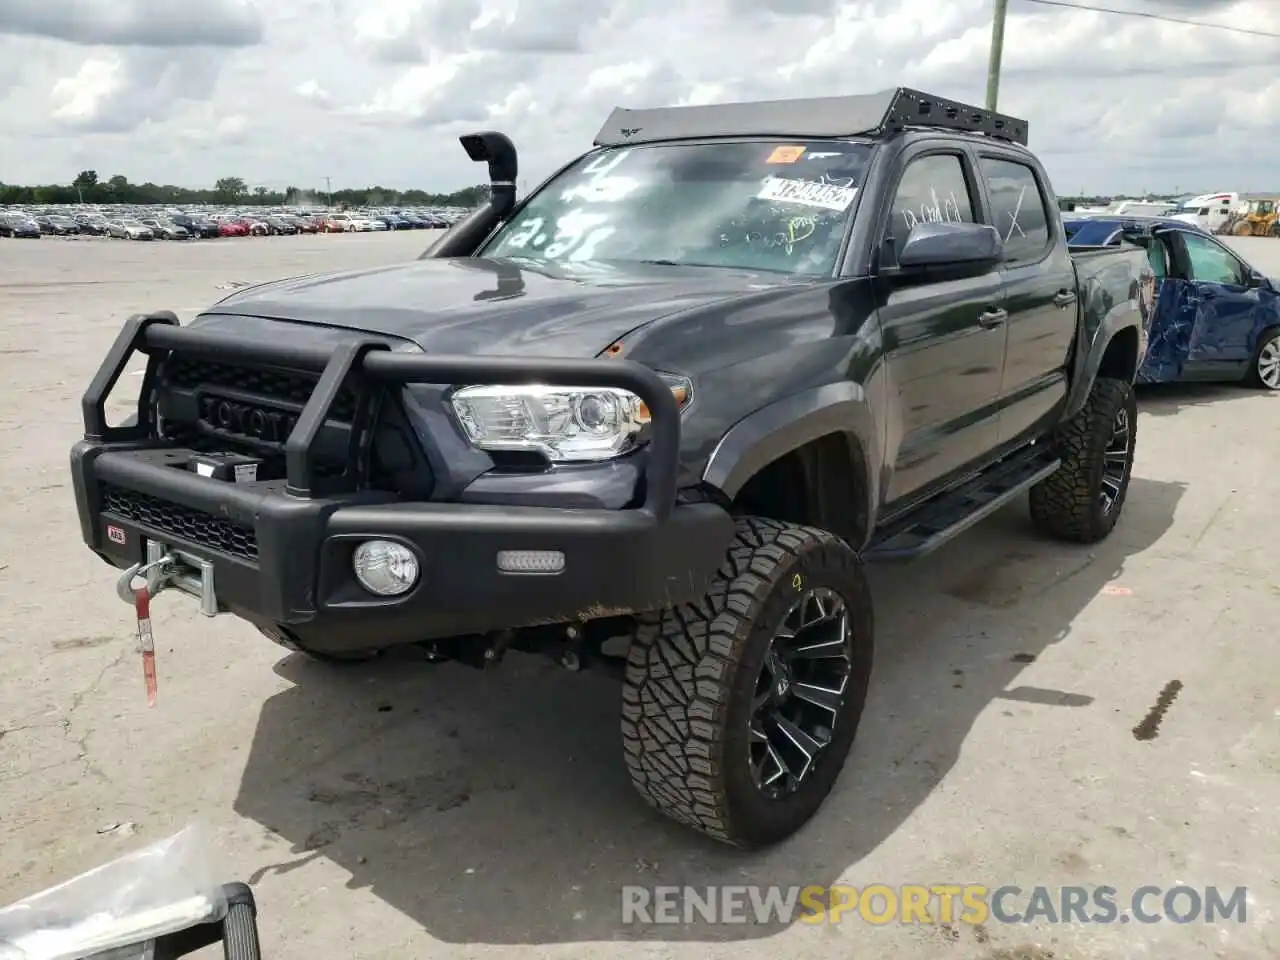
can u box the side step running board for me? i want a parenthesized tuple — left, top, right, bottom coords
(863, 450, 1060, 563)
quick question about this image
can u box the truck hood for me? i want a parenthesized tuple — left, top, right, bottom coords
(196, 256, 789, 357)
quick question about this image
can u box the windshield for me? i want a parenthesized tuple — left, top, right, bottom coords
(483, 139, 874, 275)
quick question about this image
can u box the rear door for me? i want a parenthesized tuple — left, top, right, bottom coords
(873, 144, 1007, 506)
(1172, 230, 1264, 376)
(975, 154, 1077, 447)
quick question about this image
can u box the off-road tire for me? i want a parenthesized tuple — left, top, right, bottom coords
(621, 516, 873, 848)
(1242, 326, 1280, 391)
(1029, 375, 1137, 543)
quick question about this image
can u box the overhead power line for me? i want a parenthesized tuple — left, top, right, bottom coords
(1018, 0, 1280, 39)
(987, 0, 1280, 107)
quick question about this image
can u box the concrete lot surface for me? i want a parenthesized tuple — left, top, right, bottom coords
(1, 233, 1277, 959)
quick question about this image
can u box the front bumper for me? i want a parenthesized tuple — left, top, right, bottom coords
(72, 313, 734, 655)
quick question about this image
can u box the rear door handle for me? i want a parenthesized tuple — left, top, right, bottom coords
(1053, 289, 1077, 308)
(978, 308, 1008, 328)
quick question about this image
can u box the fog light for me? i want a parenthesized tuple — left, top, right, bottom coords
(352, 540, 420, 596)
(496, 549, 565, 574)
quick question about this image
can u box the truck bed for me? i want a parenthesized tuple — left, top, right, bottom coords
(1069, 241, 1155, 367)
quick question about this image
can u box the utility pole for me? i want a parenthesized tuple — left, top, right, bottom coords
(324, 176, 332, 206)
(985, 0, 1009, 111)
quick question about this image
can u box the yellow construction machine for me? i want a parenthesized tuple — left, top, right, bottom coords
(1228, 198, 1280, 237)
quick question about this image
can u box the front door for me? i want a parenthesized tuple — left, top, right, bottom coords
(1175, 231, 1263, 377)
(875, 148, 1006, 507)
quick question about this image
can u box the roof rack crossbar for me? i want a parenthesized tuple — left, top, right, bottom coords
(592, 87, 1029, 148)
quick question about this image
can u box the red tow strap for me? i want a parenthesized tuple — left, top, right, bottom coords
(134, 586, 158, 706)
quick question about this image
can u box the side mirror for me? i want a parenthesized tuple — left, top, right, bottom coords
(893, 221, 1003, 274)
(1246, 270, 1269, 290)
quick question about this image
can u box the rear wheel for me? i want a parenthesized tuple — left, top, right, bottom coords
(1243, 327, 1280, 391)
(621, 517, 873, 848)
(1029, 375, 1137, 543)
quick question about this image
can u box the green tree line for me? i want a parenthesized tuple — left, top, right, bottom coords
(0, 170, 490, 207)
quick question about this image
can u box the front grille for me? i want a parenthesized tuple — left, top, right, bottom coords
(100, 483, 258, 561)
(161, 356, 357, 421)
(152, 351, 434, 497)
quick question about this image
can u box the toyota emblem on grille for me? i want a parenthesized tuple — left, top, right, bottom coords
(197, 393, 297, 444)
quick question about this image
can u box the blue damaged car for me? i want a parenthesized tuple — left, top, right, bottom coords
(1065, 215, 1280, 390)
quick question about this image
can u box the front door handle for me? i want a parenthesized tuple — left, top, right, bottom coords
(978, 308, 1008, 328)
(1053, 289, 1077, 308)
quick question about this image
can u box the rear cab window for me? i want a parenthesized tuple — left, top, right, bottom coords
(978, 156, 1053, 262)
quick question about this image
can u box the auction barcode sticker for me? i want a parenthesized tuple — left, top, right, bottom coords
(757, 176, 857, 211)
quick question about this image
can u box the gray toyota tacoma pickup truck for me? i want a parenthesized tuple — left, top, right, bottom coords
(72, 88, 1153, 847)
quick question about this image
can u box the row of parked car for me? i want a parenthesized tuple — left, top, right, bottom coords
(0, 207, 462, 240)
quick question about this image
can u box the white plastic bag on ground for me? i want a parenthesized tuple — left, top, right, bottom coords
(0, 824, 227, 960)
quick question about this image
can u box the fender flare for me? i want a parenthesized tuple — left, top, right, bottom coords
(1063, 309, 1143, 421)
(701, 380, 880, 518)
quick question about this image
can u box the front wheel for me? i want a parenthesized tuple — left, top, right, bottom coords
(1029, 375, 1137, 543)
(1243, 326, 1280, 391)
(621, 517, 873, 848)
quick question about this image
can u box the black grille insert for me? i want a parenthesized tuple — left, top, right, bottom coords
(160, 356, 357, 421)
(100, 483, 258, 561)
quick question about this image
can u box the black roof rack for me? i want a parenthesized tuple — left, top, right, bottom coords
(593, 87, 1029, 149)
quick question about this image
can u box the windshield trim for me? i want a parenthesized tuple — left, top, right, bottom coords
(477, 136, 874, 277)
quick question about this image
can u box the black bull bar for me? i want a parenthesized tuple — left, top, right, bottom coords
(81, 310, 684, 515)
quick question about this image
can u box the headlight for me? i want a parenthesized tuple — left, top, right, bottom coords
(449, 374, 691, 463)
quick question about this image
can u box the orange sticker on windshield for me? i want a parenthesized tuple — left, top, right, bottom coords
(766, 145, 806, 164)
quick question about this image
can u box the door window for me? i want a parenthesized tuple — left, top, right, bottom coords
(887, 153, 976, 261)
(978, 157, 1052, 262)
(1146, 238, 1170, 280)
(1181, 232, 1247, 286)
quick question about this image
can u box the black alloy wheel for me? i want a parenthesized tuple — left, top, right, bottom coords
(1099, 403, 1132, 516)
(750, 586, 854, 798)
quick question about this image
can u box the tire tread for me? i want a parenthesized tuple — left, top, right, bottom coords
(1029, 375, 1135, 543)
(621, 516, 868, 846)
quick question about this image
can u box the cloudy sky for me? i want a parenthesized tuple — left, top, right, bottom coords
(1, 0, 1277, 195)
